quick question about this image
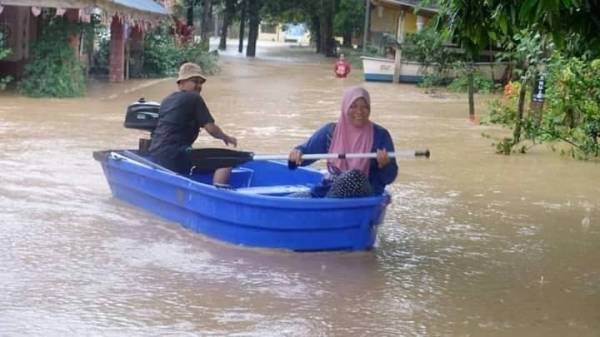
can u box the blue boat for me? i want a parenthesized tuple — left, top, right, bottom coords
(93, 150, 391, 252)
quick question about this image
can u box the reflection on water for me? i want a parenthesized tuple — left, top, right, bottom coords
(1, 42, 599, 336)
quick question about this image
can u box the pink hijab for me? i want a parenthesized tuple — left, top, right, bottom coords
(328, 86, 374, 176)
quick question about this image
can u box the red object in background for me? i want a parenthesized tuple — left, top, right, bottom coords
(334, 58, 351, 78)
(174, 17, 193, 45)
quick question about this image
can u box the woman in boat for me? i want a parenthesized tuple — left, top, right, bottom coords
(289, 86, 398, 197)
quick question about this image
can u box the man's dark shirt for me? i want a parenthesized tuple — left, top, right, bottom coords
(149, 90, 214, 163)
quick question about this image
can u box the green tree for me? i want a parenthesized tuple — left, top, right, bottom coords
(401, 26, 455, 85)
(504, 0, 600, 58)
(261, 0, 340, 56)
(19, 17, 86, 97)
(200, 0, 213, 50)
(499, 30, 552, 144)
(246, 0, 262, 57)
(434, 0, 497, 119)
(0, 26, 13, 90)
(238, 0, 247, 53)
(318, 0, 337, 57)
(481, 0, 600, 157)
(142, 24, 219, 77)
(543, 57, 600, 158)
(334, 0, 364, 47)
(218, 0, 237, 50)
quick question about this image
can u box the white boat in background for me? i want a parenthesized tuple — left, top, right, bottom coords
(361, 56, 396, 82)
(360, 56, 509, 84)
(471, 62, 508, 82)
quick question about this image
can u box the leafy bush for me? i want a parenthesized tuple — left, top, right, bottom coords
(448, 71, 496, 93)
(180, 43, 220, 75)
(89, 25, 110, 76)
(362, 44, 381, 57)
(402, 27, 456, 75)
(0, 75, 11, 91)
(542, 56, 600, 158)
(142, 25, 219, 77)
(142, 26, 181, 77)
(19, 17, 86, 97)
(483, 54, 600, 159)
(0, 28, 13, 90)
(416, 74, 447, 88)
(485, 98, 517, 126)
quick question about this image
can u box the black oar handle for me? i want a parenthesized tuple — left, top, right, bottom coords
(288, 149, 430, 169)
(415, 149, 430, 158)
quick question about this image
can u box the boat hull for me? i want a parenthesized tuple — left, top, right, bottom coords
(361, 56, 508, 83)
(94, 150, 390, 252)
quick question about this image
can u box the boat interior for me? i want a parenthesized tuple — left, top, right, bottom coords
(190, 160, 320, 196)
(96, 149, 322, 197)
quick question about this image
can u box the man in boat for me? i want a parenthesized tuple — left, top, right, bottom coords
(148, 62, 237, 185)
(334, 54, 351, 78)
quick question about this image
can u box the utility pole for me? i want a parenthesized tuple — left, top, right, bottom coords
(362, 0, 370, 53)
(393, 10, 405, 84)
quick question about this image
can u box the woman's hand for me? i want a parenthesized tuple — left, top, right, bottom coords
(289, 149, 303, 166)
(376, 148, 390, 168)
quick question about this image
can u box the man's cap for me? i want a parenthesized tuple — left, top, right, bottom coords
(177, 62, 207, 83)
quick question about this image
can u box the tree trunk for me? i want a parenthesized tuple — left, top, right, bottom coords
(319, 0, 335, 57)
(187, 0, 194, 27)
(246, 0, 261, 57)
(343, 31, 352, 47)
(513, 78, 527, 144)
(200, 0, 212, 50)
(238, 0, 246, 53)
(468, 64, 475, 120)
(219, 0, 236, 50)
(501, 63, 513, 85)
(311, 15, 321, 53)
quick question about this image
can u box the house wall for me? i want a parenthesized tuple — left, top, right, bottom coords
(257, 22, 281, 42)
(0, 2, 167, 84)
(0, 6, 35, 80)
(370, 7, 396, 33)
(370, 5, 432, 36)
(0, 6, 90, 81)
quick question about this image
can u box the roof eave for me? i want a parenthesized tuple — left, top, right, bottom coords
(98, 0, 170, 22)
(372, 0, 439, 14)
(0, 0, 170, 20)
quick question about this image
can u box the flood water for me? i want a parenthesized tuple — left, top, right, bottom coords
(1, 42, 599, 336)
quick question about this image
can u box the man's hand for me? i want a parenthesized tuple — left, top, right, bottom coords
(204, 123, 237, 148)
(224, 135, 237, 147)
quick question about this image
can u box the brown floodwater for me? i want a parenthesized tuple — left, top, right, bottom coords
(1, 42, 599, 336)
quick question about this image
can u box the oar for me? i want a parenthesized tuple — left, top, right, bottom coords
(189, 147, 430, 171)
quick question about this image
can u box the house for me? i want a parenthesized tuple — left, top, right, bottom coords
(0, 0, 169, 83)
(363, 1, 508, 83)
(367, 0, 438, 49)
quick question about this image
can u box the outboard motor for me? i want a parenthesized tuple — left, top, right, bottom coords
(124, 98, 160, 154)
